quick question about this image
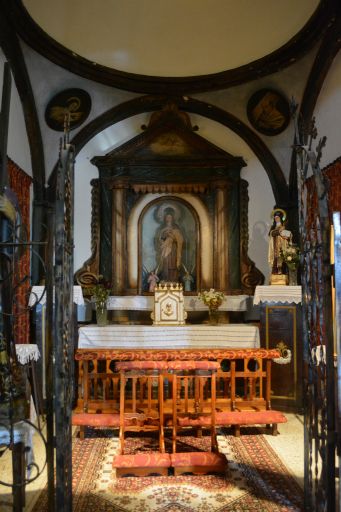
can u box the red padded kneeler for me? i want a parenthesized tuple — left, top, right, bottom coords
(215, 410, 287, 436)
(215, 410, 287, 425)
(72, 412, 120, 427)
(113, 452, 171, 477)
(170, 451, 227, 475)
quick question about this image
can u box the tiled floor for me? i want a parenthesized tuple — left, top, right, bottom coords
(0, 414, 304, 511)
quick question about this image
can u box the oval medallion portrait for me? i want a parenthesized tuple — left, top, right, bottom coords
(45, 88, 91, 131)
(247, 89, 290, 136)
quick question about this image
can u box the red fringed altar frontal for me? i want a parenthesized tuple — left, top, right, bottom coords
(8, 158, 32, 344)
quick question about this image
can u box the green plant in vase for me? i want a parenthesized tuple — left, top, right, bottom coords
(198, 288, 225, 325)
(90, 279, 112, 326)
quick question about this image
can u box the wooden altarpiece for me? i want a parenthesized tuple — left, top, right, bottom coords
(75, 103, 263, 295)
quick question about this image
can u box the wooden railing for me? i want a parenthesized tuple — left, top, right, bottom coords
(74, 348, 280, 415)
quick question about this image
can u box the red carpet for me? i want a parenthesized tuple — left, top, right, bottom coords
(33, 427, 303, 511)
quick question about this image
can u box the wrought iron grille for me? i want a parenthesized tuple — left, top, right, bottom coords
(293, 104, 336, 511)
(0, 182, 48, 510)
(49, 132, 75, 511)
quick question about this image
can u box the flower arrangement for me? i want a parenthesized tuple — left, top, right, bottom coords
(198, 288, 225, 310)
(280, 244, 300, 270)
(90, 278, 112, 308)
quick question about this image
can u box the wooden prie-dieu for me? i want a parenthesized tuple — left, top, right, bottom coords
(73, 347, 287, 440)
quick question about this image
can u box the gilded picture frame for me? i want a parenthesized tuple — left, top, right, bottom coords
(139, 198, 199, 293)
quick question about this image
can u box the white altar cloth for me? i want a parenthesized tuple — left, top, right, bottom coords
(28, 285, 84, 307)
(253, 285, 302, 305)
(78, 324, 260, 350)
(107, 295, 249, 312)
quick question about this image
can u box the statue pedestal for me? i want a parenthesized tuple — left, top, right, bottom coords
(254, 285, 302, 412)
(270, 273, 288, 285)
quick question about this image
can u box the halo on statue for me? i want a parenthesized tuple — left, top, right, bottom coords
(270, 208, 286, 222)
(155, 202, 182, 223)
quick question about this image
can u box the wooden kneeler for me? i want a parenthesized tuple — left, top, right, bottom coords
(215, 409, 287, 436)
(72, 412, 120, 439)
(167, 360, 225, 475)
(115, 360, 168, 454)
(113, 452, 171, 477)
(113, 360, 168, 475)
(168, 360, 220, 453)
(170, 452, 227, 476)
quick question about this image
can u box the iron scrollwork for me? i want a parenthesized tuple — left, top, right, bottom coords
(292, 100, 336, 511)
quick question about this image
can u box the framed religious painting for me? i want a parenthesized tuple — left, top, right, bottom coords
(247, 89, 290, 136)
(139, 198, 199, 293)
(45, 88, 91, 131)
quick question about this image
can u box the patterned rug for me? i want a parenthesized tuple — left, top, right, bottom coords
(33, 428, 303, 511)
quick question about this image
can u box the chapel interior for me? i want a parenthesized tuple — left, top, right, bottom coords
(0, 1, 341, 511)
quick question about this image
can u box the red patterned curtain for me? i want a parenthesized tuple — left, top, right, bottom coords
(8, 158, 32, 344)
(322, 158, 341, 212)
(306, 157, 341, 225)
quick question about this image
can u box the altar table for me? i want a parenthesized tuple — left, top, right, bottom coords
(106, 295, 249, 311)
(253, 285, 302, 305)
(78, 324, 260, 350)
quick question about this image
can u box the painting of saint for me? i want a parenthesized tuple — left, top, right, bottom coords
(155, 208, 184, 282)
(140, 199, 197, 292)
(247, 89, 290, 136)
(45, 88, 91, 131)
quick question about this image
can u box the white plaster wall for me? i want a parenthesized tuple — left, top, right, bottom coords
(197, 47, 318, 183)
(313, 48, 341, 169)
(0, 50, 32, 176)
(21, 39, 317, 183)
(21, 41, 139, 178)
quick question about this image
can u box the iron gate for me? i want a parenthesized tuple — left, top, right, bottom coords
(293, 106, 337, 511)
(45, 131, 75, 511)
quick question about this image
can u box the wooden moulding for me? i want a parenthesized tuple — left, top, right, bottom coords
(75, 348, 281, 361)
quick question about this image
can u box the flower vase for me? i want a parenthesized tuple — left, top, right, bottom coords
(208, 308, 219, 325)
(288, 268, 298, 286)
(95, 302, 108, 326)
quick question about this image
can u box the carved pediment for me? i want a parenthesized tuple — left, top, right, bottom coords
(91, 103, 246, 175)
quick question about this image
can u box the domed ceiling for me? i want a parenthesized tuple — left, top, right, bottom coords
(23, 0, 319, 77)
